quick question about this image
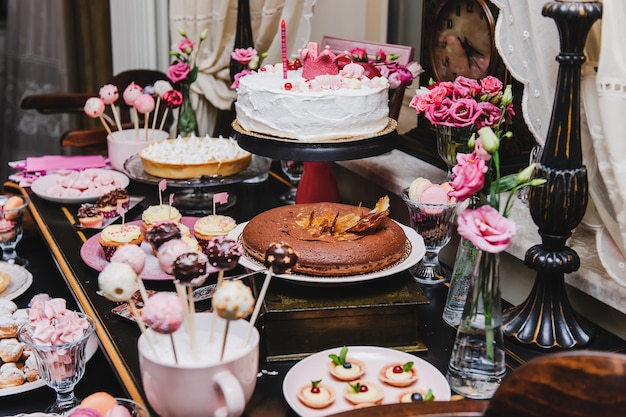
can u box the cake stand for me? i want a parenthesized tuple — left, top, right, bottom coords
(123, 154, 272, 215)
(232, 119, 398, 203)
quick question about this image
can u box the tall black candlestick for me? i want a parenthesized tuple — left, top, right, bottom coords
(502, 1, 602, 349)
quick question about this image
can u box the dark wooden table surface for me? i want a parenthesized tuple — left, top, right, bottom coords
(2, 163, 625, 417)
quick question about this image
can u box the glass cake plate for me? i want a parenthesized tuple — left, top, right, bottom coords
(227, 221, 425, 286)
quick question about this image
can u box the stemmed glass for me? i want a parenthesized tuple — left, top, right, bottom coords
(18, 313, 96, 414)
(280, 160, 304, 204)
(401, 188, 458, 284)
(0, 194, 30, 266)
(435, 125, 475, 180)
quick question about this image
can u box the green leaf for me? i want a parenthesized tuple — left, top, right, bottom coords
(402, 361, 414, 372)
(311, 379, 321, 388)
(329, 346, 348, 366)
(348, 381, 361, 393)
(424, 388, 435, 401)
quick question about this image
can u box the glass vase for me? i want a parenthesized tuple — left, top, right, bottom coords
(177, 83, 198, 137)
(446, 250, 506, 399)
(442, 237, 478, 326)
(436, 124, 475, 180)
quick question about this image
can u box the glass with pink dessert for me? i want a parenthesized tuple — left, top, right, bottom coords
(0, 194, 30, 266)
(17, 298, 96, 414)
(401, 183, 458, 284)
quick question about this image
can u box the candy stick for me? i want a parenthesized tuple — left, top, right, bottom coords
(281, 19, 288, 79)
(124, 82, 143, 141)
(151, 97, 161, 131)
(128, 298, 158, 356)
(99, 115, 113, 136)
(134, 93, 155, 141)
(169, 335, 179, 364)
(152, 80, 172, 134)
(133, 108, 140, 140)
(244, 242, 298, 345)
(158, 107, 170, 131)
(212, 280, 255, 361)
(205, 237, 243, 342)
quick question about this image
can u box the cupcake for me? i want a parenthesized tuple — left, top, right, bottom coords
(95, 192, 118, 219)
(98, 224, 143, 261)
(109, 188, 130, 210)
(77, 203, 104, 228)
(194, 215, 236, 254)
(141, 204, 182, 233)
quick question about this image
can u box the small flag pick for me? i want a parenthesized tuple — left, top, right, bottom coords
(116, 201, 126, 225)
(158, 179, 167, 205)
(169, 193, 174, 218)
(213, 192, 229, 214)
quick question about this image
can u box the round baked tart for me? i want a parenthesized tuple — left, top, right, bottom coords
(379, 361, 419, 387)
(138, 136, 252, 179)
(397, 388, 436, 403)
(297, 380, 335, 409)
(343, 380, 384, 405)
(328, 346, 366, 381)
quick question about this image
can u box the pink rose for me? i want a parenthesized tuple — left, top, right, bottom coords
(167, 62, 191, 83)
(178, 39, 194, 55)
(449, 152, 488, 201)
(454, 76, 482, 96)
(375, 48, 386, 63)
(473, 139, 492, 161)
(230, 69, 252, 89)
(387, 72, 402, 89)
(394, 65, 414, 85)
(475, 101, 502, 129)
(409, 94, 430, 113)
(424, 100, 452, 125)
(457, 205, 516, 253)
(231, 47, 258, 65)
(448, 98, 482, 127)
(351, 47, 367, 62)
(427, 84, 451, 103)
(480, 76, 503, 95)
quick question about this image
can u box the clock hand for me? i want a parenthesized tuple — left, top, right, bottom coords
(457, 36, 472, 68)
(463, 37, 485, 57)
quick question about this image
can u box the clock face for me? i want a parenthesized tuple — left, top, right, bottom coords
(430, 0, 495, 81)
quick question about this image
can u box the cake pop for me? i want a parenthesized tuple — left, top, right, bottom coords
(142, 292, 185, 334)
(212, 280, 255, 360)
(84, 97, 112, 136)
(123, 82, 143, 106)
(98, 262, 138, 302)
(205, 237, 243, 271)
(146, 221, 182, 254)
(157, 239, 194, 274)
(245, 242, 298, 344)
(99, 84, 122, 131)
(151, 80, 172, 132)
(160, 89, 183, 131)
(134, 93, 155, 140)
(172, 252, 209, 287)
(110, 243, 146, 275)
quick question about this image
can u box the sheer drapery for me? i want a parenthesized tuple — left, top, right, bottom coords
(0, 0, 71, 182)
(168, 0, 315, 136)
(492, 0, 626, 284)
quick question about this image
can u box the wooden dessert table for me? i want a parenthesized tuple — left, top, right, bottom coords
(2, 162, 626, 417)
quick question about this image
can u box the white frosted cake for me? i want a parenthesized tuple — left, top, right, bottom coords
(235, 43, 390, 142)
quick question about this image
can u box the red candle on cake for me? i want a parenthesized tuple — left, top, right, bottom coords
(281, 19, 287, 79)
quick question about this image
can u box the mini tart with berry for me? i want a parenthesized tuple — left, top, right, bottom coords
(343, 380, 384, 405)
(379, 361, 418, 387)
(397, 388, 435, 403)
(296, 380, 335, 409)
(328, 346, 366, 381)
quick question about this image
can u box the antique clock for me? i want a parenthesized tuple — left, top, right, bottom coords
(399, 0, 535, 175)
(429, 0, 497, 81)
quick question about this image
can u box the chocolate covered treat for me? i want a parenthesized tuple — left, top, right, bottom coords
(77, 203, 103, 228)
(146, 220, 182, 253)
(264, 242, 298, 274)
(205, 236, 243, 270)
(172, 252, 209, 287)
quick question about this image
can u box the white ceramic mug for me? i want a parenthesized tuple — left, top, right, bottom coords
(138, 312, 260, 417)
(107, 129, 169, 172)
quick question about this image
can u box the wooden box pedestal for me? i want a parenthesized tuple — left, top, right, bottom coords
(251, 272, 429, 361)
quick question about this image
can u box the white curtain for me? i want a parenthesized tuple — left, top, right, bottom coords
(168, 0, 315, 136)
(491, 0, 626, 282)
(0, 0, 73, 181)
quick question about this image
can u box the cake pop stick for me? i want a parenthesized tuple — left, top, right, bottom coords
(244, 242, 298, 345)
(84, 97, 112, 136)
(205, 237, 244, 342)
(98, 262, 158, 356)
(212, 280, 255, 361)
(142, 292, 186, 364)
(161, 89, 183, 132)
(123, 82, 143, 140)
(100, 84, 123, 131)
(152, 81, 173, 133)
(134, 93, 155, 141)
(173, 251, 210, 359)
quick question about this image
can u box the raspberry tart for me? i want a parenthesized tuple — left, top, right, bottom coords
(379, 361, 419, 387)
(296, 379, 335, 409)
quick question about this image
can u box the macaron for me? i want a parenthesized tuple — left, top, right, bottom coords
(408, 177, 432, 202)
(2, 196, 25, 220)
(419, 184, 449, 204)
(80, 391, 118, 416)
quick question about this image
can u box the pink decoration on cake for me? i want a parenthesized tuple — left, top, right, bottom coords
(298, 42, 344, 80)
(281, 19, 287, 79)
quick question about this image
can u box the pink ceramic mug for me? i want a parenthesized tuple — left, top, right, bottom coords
(107, 128, 169, 172)
(138, 312, 260, 417)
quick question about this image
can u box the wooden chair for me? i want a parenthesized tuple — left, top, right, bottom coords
(20, 69, 169, 152)
(328, 350, 626, 417)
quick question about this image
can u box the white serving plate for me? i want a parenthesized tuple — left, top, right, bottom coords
(30, 169, 130, 204)
(228, 222, 425, 286)
(282, 346, 451, 417)
(0, 262, 33, 301)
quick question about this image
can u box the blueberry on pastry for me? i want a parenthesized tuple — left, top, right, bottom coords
(328, 346, 366, 381)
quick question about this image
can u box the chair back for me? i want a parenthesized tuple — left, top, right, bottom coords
(484, 350, 626, 417)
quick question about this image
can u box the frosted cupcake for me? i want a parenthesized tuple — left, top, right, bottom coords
(98, 224, 144, 261)
(193, 215, 237, 254)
